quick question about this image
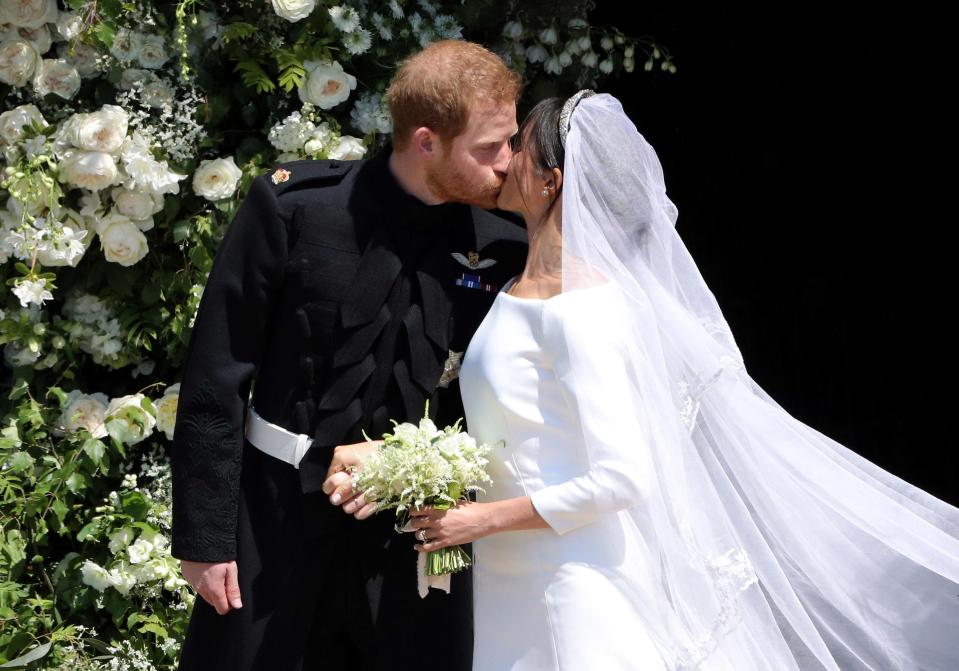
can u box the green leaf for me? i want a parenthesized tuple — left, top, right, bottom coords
(8, 451, 33, 472)
(7, 378, 29, 401)
(120, 491, 150, 520)
(222, 21, 257, 44)
(81, 438, 106, 467)
(234, 59, 276, 94)
(0, 640, 51, 668)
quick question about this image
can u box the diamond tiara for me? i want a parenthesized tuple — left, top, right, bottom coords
(559, 89, 596, 149)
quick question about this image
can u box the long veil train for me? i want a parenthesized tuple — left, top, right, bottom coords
(557, 91, 959, 670)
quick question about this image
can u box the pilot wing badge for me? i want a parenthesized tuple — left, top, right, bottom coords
(452, 250, 497, 270)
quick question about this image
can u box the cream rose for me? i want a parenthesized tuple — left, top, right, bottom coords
(32, 58, 80, 99)
(57, 40, 99, 77)
(153, 382, 179, 441)
(270, 0, 316, 22)
(98, 215, 149, 266)
(104, 393, 156, 444)
(192, 155, 243, 201)
(297, 59, 356, 109)
(0, 0, 57, 29)
(58, 389, 110, 438)
(137, 34, 167, 69)
(0, 38, 39, 86)
(0, 103, 46, 145)
(55, 9, 83, 40)
(141, 78, 173, 108)
(109, 27, 142, 63)
(67, 105, 129, 153)
(111, 186, 163, 224)
(327, 135, 367, 160)
(118, 67, 154, 90)
(59, 149, 118, 191)
(12, 23, 50, 54)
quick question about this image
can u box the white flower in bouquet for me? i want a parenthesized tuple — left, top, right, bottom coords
(59, 148, 119, 191)
(342, 27, 372, 56)
(104, 392, 156, 444)
(353, 402, 494, 584)
(54, 9, 83, 40)
(350, 91, 392, 135)
(32, 57, 80, 98)
(36, 219, 89, 267)
(271, 0, 316, 23)
(0, 0, 57, 29)
(80, 560, 113, 592)
(57, 390, 108, 437)
(98, 213, 149, 266)
(110, 27, 143, 63)
(0, 38, 40, 86)
(327, 135, 366, 160)
(0, 103, 46, 145)
(108, 527, 135, 554)
(328, 5, 360, 32)
(298, 59, 356, 109)
(65, 104, 129, 153)
(119, 131, 187, 195)
(268, 109, 317, 152)
(137, 34, 168, 69)
(192, 155, 242, 201)
(7, 23, 51, 54)
(108, 566, 137, 595)
(140, 77, 174, 108)
(126, 536, 153, 564)
(57, 40, 100, 77)
(302, 121, 334, 155)
(153, 382, 179, 440)
(111, 186, 163, 226)
(11, 277, 52, 307)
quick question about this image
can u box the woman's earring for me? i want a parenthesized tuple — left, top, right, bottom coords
(542, 187, 550, 197)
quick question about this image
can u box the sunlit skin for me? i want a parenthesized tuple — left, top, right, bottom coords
(324, 122, 577, 553)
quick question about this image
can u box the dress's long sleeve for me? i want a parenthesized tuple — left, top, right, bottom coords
(170, 173, 289, 562)
(529, 286, 654, 536)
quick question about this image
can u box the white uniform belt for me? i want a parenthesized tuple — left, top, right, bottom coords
(244, 405, 313, 469)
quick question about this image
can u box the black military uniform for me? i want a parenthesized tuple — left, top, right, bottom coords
(170, 145, 528, 671)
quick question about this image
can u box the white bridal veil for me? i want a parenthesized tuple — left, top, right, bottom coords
(556, 91, 959, 670)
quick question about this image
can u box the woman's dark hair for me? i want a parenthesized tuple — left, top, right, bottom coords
(513, 96, 565, 222)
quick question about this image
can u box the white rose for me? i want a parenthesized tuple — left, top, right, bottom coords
(58, 389, 110, 438)
(137, 34, 167, 69)
(0, 103, 46, 145)
(111, 186, 162, 223)
(118, 67, 154, 90)
(98, 216, 149, 267)
(126, 537, 153, 564)
(0, 0, 57, 29)
(79, 560, 112, 592)
(153, 383, 179, 440)
(59, 149, 119, 191)
(57, 40, 99, 77)
(32, 58, 80, 99)
(12, 23, 50, 54)
(141, 78, 173, 108)
(327, 135, 366, 160)
(104, 392, 156, 443)
(0, 38, 39, 86)
(270, 0, 316, 22)
(67, 105, 128, 153)
(192, 156, 242, 201)
(297, 59, 356, 109)
(109, 27, 142, 63)
(55, 10, 83, 40)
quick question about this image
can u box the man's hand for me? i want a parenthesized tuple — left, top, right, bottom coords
(180, 560, 242, 615)
(322, 440, 381, 520)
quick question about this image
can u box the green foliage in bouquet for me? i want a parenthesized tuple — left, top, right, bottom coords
(355, 401, 496, 576)
(0, 0, 673, 667)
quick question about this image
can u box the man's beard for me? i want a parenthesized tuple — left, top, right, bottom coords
(424, 156, 503, 209)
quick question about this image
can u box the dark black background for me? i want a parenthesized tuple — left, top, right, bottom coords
(580, 7, 957, 504)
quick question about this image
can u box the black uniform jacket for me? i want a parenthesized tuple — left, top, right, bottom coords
(170, 146, 528, 563)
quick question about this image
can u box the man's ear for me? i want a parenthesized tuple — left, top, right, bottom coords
(412, 127, 437, 158)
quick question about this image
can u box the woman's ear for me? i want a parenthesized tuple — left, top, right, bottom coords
(551, 166, 563, 192)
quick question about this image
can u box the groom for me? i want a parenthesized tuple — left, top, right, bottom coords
(170, 40, 527, 670)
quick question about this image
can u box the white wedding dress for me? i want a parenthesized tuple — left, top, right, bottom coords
(459, 275, 669, 671)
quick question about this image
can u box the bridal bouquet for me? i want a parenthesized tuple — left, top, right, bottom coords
(354, 402, 494, 596)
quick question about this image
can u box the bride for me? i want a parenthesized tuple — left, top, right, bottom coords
(404, 91, 959, 670)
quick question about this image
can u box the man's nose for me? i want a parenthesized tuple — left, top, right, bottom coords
(493, 142, 512, 174)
